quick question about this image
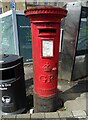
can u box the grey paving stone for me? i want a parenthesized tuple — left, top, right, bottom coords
(61, 118, 79, 120)
(86, 116, 88, 120)
(45, 118, 60, 120)
(60, 118, 66, 120)
(58, 110, 73, 118)
(31, 113, 45, 120)
(45, 112, 59, 119)
(79, 118, 88, 120)
(72, 110, 87, 118)
(64, 95, 86, 112)
(60, 118, 76, 120)
(0, 116, 2, 120)
(2, 115, 16, 120)
(30, 118, 45, 120)
(16, 113, 30, 120)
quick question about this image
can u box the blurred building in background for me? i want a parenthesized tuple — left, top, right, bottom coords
(0, 0, 2, 13)
(1, 0, 87, 13)
(2, 0, 25, 12)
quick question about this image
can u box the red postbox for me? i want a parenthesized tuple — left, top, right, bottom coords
(24, 6, 67, 112)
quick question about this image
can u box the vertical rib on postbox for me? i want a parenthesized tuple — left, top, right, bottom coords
(24, 6, 67, 112)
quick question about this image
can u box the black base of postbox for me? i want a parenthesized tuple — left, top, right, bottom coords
(34, 93, 59, 112)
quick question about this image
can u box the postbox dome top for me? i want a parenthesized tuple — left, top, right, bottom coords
(24, 5, 67, 18)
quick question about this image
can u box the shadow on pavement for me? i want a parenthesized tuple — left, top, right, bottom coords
(25, 78, 34, 112)
(25, 77, 88, 112)
(58, 79, 88, 102)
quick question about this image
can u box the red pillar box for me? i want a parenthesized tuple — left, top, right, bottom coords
(24, 6, 67, 112)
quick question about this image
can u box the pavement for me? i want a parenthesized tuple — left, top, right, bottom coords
(24, 63, 88, 119)
(57, 78, 88, 119)
(0, 63, 87, 119)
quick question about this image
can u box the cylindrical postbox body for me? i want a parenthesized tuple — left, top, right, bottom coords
(25, 6, 67, 112)
(0, 54, 26, 115)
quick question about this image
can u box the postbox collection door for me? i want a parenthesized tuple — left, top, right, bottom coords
(31, 23, 60, 97)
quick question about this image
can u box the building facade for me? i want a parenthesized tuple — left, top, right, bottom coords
(1, 0, 88, 13)
(0, 1, 2, 13)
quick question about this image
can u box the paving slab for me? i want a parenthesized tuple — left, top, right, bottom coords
(31, 113, 45, 120)
(2, 115, 16, 120)
(86, 93, 88, 115)
(16, 113, 30, 120)
(64, 97, 86, 111)
(45, 112, 59, 119)
(58, 110, 73, 118)
(72, 110, 87, 118)
(0, 116, 2, 120)
(78, 118, 88, 120)
(60, 118, 77, 120)
(43, 118, 61, 120)
(60, 118, 66, 120)
(24, 64, 33, 80)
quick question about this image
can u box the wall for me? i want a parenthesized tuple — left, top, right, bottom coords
(2, 0, 26, 12)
